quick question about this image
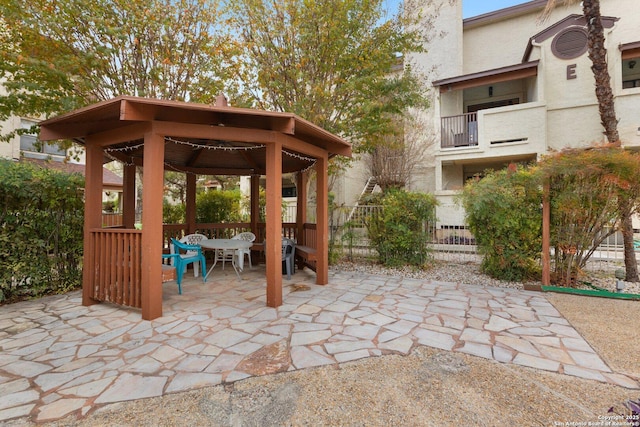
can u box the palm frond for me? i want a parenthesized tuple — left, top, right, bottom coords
(539, 0, 581, 22)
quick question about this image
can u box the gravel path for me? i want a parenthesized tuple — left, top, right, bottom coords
(333, 259, 640, 295)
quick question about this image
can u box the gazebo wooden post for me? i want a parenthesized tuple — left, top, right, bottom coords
(186, 173, 197, 235)
(122, 164, 136, 229)
(250, 174, 260, 238)
(542, 181, 551, 286)
(265, 141, 283, 307)
(296, 171, 308, 245)
(140, 131, 165, 320)
(82, 140, 103, 307)
(316, 154, 329, 285)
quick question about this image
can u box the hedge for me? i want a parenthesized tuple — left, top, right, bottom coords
(0, 159, 84, 302)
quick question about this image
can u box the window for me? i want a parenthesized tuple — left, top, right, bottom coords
(464, 172, 485, 182)
(467, 98, 519, 113)
(622, 57, 640, 89)
(282, 186, 297, 198)
(19, 119, 66, 157)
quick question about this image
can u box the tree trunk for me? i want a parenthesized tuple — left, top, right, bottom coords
(583, 0, 619, 145)
(583, 0, 638, 281)
(621, 214, 639, 281)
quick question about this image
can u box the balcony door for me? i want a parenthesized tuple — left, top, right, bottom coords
(467, 97, 519, 113)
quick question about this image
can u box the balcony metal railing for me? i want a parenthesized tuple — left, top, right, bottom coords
(441, 113, 478, 148)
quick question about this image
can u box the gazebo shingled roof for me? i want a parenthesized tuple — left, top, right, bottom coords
(39, 96, 351, 320)
(39, 96, 351, 175)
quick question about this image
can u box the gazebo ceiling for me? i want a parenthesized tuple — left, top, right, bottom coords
(39, 96, 351, 175)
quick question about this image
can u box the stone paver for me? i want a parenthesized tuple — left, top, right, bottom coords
(0, 266, 637, 424)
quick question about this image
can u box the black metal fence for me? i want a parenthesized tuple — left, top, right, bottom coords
(329, 204, 480, 263)
(327, 205, 635, 269)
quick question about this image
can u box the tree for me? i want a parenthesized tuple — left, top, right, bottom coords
(538, 148, 640, 286)
(365, 112, 433, 191)
(543, 0, 618, 144)
(542, 0, 638, 281)
(227, 0, 430, 165)
(0, 0, 237, 142)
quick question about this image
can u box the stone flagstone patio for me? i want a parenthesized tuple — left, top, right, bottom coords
(0, 266, 638, 423)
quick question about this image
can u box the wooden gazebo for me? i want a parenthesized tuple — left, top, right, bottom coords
(39, 96, 351, 320)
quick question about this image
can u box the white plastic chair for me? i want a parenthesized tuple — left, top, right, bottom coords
(214, 241, 235, 271)
(232, 231, 256, 271)
(170, 233, 206, 277)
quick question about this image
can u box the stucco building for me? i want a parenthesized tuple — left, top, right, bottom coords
(421, 0, 640, 229)
(336, 0, 640, 233)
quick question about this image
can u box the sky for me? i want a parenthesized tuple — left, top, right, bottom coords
(463, 0, 533, 18)
(382, 0, 534, 19)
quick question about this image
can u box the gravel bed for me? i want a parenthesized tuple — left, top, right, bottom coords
(330, 259, 640, 295)
(44, 349, 639, 427)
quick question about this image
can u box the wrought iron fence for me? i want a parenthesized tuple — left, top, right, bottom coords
(163, 202, 635, 269)
(325, 204, 634, 268)
(325, 204, 480, 263)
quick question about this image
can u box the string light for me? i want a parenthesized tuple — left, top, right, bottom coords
(300, 161, 317, 173)
(165, 137, 264, 151)
(104, 142, 145, 153)
(104, 151, 135, 167)
(102, 139, 317, 171)
(283, 149, 315, 163)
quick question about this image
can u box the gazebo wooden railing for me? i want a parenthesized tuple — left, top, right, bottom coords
(84, 223, 317, 310)
(87, 228, 143, 308)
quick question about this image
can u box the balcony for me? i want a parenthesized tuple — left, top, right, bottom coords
(439, 102, 547, 155)
(441, 113, 478, 148)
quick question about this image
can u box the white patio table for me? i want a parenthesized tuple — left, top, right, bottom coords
(200, 238, 253, 279)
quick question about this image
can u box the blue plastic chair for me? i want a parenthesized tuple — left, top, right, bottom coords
(165, 238, 207, 294)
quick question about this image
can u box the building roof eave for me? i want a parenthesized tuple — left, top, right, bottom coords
(433, 60, 539, 93)
(620, 41, 640, 60)
(463, 0, 548, 29)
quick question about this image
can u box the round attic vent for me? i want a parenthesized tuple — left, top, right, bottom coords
(552, 27, 589, 59)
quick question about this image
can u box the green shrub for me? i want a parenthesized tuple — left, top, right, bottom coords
(196, 189, 242, 225)
(367, 189, 437, 267)
(102, 200, 116, 212)
(461, 165, 542, 281)
(163, 198, 185, 224)
(0, 159, 84, 302)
